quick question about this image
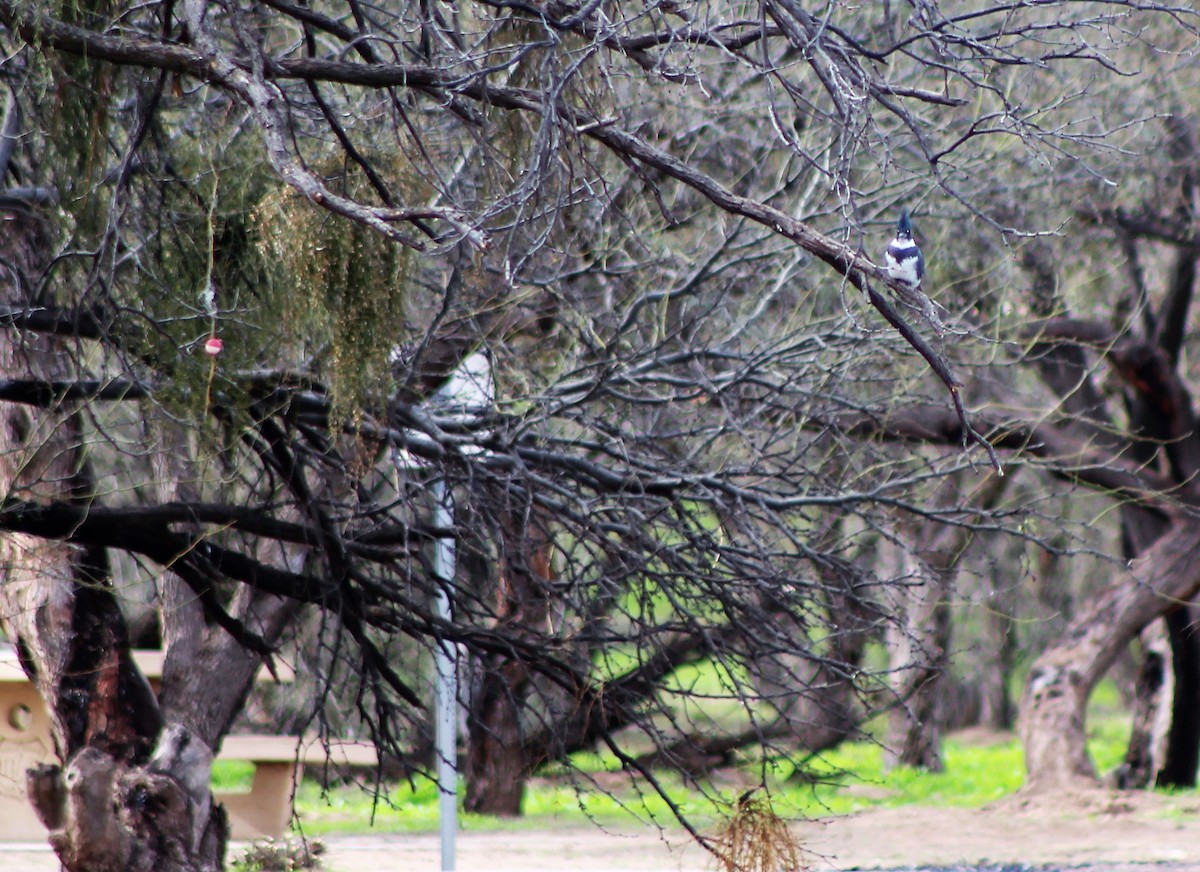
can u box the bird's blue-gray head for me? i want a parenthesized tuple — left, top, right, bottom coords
(897, 211, 914, 239)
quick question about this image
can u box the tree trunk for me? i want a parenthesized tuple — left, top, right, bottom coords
(881, 475, 1007, 771)
(978, 583, 1017, 730)
(1156, 605, 1200, 787)
(1018, 518, 1200, 791)
(1112, 622, 1169, 789)
(883, 559, 950, 772)
(464, 662, 528, 815)
(150, 424, 303, 839)
(0, 211, 304, 870)
(464, 503, 555, 816)
(0, 212, 223, 870)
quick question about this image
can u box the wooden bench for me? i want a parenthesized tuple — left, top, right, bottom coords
(216, 735, 379, 839)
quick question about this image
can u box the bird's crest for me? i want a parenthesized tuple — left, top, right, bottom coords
(897, 211, 914, 237)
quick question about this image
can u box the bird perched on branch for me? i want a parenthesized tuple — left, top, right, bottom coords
(881, 210, 948, 336)
(884, 211, 925, 288)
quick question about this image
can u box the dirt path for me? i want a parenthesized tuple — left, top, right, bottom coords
(0, 788, 1196, 871)
(317, 789, 1200, 871)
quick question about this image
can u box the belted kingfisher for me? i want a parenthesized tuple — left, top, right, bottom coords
(884, 211, 925, 288)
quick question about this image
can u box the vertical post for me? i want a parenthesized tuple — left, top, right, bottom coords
(431, 478, 457, 872)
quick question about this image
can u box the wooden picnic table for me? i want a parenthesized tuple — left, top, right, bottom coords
(0, 649, 376, 840)
(0, 650, 50, 842)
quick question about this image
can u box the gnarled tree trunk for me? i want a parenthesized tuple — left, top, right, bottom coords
(0, 206, 302, 872)
(1018, 518, 1200, 791)
(0, 212, 223, 870)
(1112, 622, 1171, 789)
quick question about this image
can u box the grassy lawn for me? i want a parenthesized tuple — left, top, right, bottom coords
(212, 696, 1150, 836)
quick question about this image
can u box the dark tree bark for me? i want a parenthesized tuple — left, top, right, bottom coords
(0, 193, 303, 872)
(1121, 117, 1200, 785)
(1155, 606, 1200, 787)
(1018, 194, 1200, 787)
(0, 213, 223, 871)
(8, 0, 1200, 847)
(464, 659, 529, 816)
(1113, 630, 1167, 789)
(464, 503, 555, 816)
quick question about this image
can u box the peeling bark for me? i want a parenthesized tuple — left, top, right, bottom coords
(0, 213, 210, 869)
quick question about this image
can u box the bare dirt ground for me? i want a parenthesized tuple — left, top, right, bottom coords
(0, 788, 1197, 871)
(316, 788, 1200, 872)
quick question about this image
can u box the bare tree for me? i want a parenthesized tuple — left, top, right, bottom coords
(4, 2, 1200, 869)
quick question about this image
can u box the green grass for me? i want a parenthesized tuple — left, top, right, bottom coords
(281, 772, 716, 836)
(770, 734, 1027, 817)
(762, 680, 1137, 817)
(213, 680, 1172, 836)
(1087, 678, 1133, 774)
(213, 760, 256, 792)
(231, 723, 1123, 835)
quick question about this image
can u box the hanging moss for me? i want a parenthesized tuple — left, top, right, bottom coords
(104, 121, 417, 434)
(24, 1, 417, 427)
(103, 125, 283, 431)
(31, 0, 118, 241)
(254, 171, 412, 424)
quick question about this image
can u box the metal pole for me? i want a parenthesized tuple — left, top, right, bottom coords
(431, 478, 457, 872)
